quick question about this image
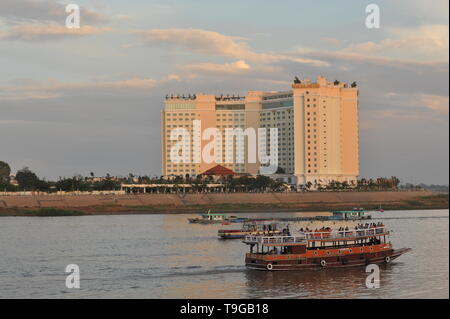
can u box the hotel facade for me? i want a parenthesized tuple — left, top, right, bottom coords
(161, 76, 359, 186)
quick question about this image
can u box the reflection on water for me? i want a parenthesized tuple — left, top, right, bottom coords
(0, 209, 448, 298)
(244, 264, 401, 299)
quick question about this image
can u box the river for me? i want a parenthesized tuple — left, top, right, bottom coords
(0, 209, 448, 298)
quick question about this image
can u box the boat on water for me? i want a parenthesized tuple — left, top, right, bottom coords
(243, 224, 411, 271)
(218, 220, 285, 239)
(329, 208, 372, 220)
(188, 211, 249, 224)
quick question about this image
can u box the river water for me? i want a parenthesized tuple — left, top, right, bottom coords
(0, 209, 448, 299)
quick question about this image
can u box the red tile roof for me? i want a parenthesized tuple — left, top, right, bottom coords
(200, 165, 236, 176)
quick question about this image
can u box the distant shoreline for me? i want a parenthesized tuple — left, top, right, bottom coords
(0, 191, 447, 216)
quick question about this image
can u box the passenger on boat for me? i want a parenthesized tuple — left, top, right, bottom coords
(282, 225, 291, 236)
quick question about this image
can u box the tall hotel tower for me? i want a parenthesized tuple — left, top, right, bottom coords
(161, 76, 359, 186)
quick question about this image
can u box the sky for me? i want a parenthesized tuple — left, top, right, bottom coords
(0, 0, 448, 184)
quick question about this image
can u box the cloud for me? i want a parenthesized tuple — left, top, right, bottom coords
(306, 50, 448, 73)
(377, 92, 449, 115)
(342, 25, 449, 61)
(418, 93, 449, 114)
(0, 120, 33, 125)
(132, 28, 328, 67)
(0, 24, 112, 41)
(0, 0, 108, 25)
(0, 78, 159, 101)
(320, 37, 344, 46)
(182, 60, 251, 75)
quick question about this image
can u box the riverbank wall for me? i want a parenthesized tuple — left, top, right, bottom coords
(0, 191, 447, 215)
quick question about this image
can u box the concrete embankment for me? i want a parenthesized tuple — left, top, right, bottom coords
(0, 191, 447, 216)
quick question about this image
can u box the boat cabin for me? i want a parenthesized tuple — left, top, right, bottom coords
(331, 210, 371, 220)
(244, 235, 307, 255)
(200, 213, 227, 221)
(242, 220, 280, 232)
(244, 226, 390, 255)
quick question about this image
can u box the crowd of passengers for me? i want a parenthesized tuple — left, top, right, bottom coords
(354, 222, 384, 230)
(298, 222, 385, 238)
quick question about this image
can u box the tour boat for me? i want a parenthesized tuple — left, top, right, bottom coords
(188, 211, 249, 224)
(218, 221, 284, 239)
(330, 208, 371, 220)
(188, 212, 228, 224)
(243, 225, 411, 270)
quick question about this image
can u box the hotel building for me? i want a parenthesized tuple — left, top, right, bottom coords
(161, 75, 359, 186)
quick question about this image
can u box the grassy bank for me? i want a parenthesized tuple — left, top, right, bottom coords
(0, 208, 86, 217)
(123, 193, 449, 214)
(1, 193, 446, 216)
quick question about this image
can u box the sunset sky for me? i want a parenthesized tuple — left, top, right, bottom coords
(0, 0, 448, 184)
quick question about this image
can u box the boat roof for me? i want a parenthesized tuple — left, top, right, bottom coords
(200, 213, 227, 216)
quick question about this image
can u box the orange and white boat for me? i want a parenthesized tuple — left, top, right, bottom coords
(243, 225, 411, 271)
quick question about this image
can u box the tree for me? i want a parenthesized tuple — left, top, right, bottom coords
(0, 161, 11, 181)
(275, 166, 286, 174)
(55, 175, 90, 192)
(16, 167, 40, 191)
(93, 179, 121, 191)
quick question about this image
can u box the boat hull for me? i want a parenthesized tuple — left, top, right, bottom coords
(218, 230, 282, 239)
(245, 248, 411, 271)
(189, 218, 224, 224)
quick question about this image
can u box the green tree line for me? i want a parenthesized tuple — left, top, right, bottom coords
(1, 159, 406, 193)
(0, 161, 121, 192)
